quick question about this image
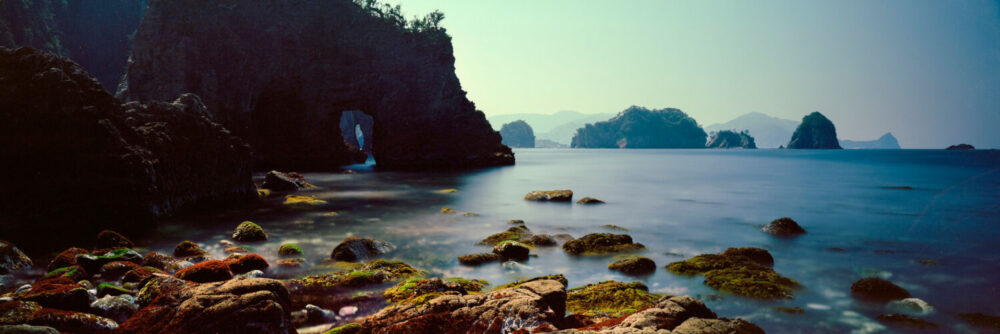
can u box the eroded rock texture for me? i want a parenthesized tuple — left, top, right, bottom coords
(120, 0, 513, 171)
(0, 47, 254, 239)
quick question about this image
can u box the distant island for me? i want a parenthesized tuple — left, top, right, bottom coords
(488, 111, 613, 146)
(571, 106, 707, 148)
(946, 143, 975, 150)
(499, 120, 535, 148)
(707, 130, 757, 149)
(787, 112, 842, 149)
(840, 133, 900, 149)
(706, 112, 798, 148)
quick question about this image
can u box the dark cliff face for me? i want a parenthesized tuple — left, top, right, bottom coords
(707, 130, 757, 149)
(500, 120, 535, 148)
(787, 112, 842, 149)
(120, 0, 513, 171)
(571, 106, 707, 148)
(0, 0, 147, 91)
(0, 47, 254, 239)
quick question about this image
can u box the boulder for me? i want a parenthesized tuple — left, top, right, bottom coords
(285, 260, 423, 308)
(457, 253, 503, 266)
(957, 313, 1000, 330)
(173, 241, 207, 258)
(562, 233, 645, 255)
(136, 275, 188, 307)
(383, 277, 487, 304)
(175, 260, 233, 283)
(525, 190, 574, 202)
(119, 0, 513, 171)
(27, 309, 118, 334)
(96, 283, 132, 298)
(720, 247, 774, 267)
(90, 295, 138, 323)
(40, 266, 88, 282)
(528, 234, 559, 247)
(95, 230, 134, 249)
(119, 278, 296, 334)
(787, 112, 842, 149)
(225, 254, 270, 274)
(492, 241, 530, 261)
(358, 280, 566, 333)
(122, 267, 161, 284)
(330, 238, 395, 262)
(277, 244, 303, 257)
(47, 248, 89, 272)
(850, 278, 910, 302)
(608, 257, 656, 275)
(13, 278, 93, 311)
(232, 221, 268, 242)
(762, 217, 807, 236)
(262, 171, 304, 191)
(0, 241, 32, 274)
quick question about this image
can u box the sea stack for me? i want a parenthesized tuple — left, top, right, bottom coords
(500, 120, 536, 148)
(787, 112, 842, 149)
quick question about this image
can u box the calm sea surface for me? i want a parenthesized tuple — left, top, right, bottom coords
(139, 149, 1000, 333)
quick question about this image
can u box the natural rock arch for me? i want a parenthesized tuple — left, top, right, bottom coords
(119, 0, 512, 171)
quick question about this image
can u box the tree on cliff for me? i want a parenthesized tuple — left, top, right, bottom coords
(500, 120, 536, 148)
(571, 106, 707, 148)
(787, 111, 842, 149)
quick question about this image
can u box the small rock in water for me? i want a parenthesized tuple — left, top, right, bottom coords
(524, 189, 573, 202)
(508, 219, 525, 225)
(887, 298, 934, 316)
(576, 197, 605, 204)
(608, 256, 656, 275)
(850, 277, 910, 302)
(173, 241, 207, 258)
(493, 241, 530, 261)
(457, 253, 503, 266)
(231, 221, 268, 242)
(600, 224, 629, 231)
(330, 237, 395, 262)
(436, 188, 459, 193)
(440, 207, 457, 214)
(762, 217, 807, 236)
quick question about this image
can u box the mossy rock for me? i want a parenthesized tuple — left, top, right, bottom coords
(608, 256, 656, 275)
(528, 234, 558, 247)
(440, 207, 457, 214)
(436, 189, 459, 194)
(290, 259, 425, 291)
(42, 266, 87, 281)
(324, 322, 361, 334)
(493, 240, 530, 261)
(566, 281, 662, 317)
(173, 241, 206, 258)
(232, 221, 267, 242)
(562, 233, 645, 255)
(762, 217, 806, 236)
(720, 247, 774, 267)
(666, 249, 798, 299)
(284, 195, 327, 208)
(496, 274, 568, 290)
(478, 226, 531, 246)
(96, 283, 132, 298)
(383, 277, 487, 304)
(457, 253, 502, 266)
(278, 243, 304, 257)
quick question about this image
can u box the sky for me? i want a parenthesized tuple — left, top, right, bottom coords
(394, 0, 1000, 148)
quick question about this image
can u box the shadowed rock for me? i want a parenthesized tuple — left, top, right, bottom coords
(850, 278, 911, 302)
(787, 112, 841, 149)
(331, 238, 395, 262)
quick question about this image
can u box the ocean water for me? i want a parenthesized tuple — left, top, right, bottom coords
(139, 148, 1000, 333)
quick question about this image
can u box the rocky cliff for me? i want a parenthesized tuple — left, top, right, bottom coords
(787, 112, 842, 149)
(571, 106, 707, 148)
(499, 120, 535, 148)
(0, 0, 147, 91)
(0, 47, 254, 240)
(119, 0, 513, 171)
(707, 130, 757, 149)
(840, 132, 901, 149)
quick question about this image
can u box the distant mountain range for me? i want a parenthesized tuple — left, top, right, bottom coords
(488, 111, 613, 145)
(840, 133, 900, 149)
(705, 112, 799, 148)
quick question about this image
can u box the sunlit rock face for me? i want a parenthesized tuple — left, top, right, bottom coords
(120, 0, 513, 171)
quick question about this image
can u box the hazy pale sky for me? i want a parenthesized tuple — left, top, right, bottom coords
(395, 0, 1000, 148)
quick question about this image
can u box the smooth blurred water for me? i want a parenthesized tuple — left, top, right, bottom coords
(139, 148, 999, 333)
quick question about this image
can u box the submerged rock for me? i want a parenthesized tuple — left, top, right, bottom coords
(492, 241, 530, 262)
(0, 241, 32, 274)
(95, 230, 134, 250)
(525, 190, 574, 202)
(331, 237, 395, 262)
(457, 253, 503, 266)
(283, 195, 328, 209)
(608, 257, 657, 276)
(562, 233, 645, 255)
(787, 112, 842, 149)
(232, 221, 268, 242)
(666, 248, 798, 299)
(762, 217, 807, 236)
(478, 226, 532, 246)
(576, 197, 605, 204)
(876, 313, 938, 329)
(119, 278, 295, 334)
(850, 278, 911, 302)
(528, 234, 559, 247)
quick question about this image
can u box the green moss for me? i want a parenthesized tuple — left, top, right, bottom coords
(97, 283, 132, 297)
(278, 243, 304, 256)
(478, 228, 531, 246)
(666, 251, 798, 299)
(291, 260, 424, 291)
(496, 274, 569, 290)
(444, 277, 489, 292)
(384, 277, 487, 304)
(42, 266, 82, 280)
(566, 281, 662, 317)
(323, 322, 362, 334)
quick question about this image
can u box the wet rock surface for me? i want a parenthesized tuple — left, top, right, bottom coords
(562, 234, 645, 255)
(850, 278, 911, 302)
(0, 241, 32, 275)
(331, 238, 396, 262)
(762, 217, 807, 236)
(607, 257, 656, 276)
(525, 190, 574, 202)
(667, 248, 798, 299)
